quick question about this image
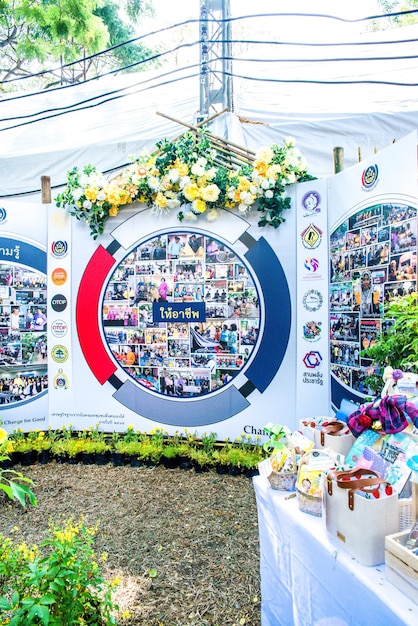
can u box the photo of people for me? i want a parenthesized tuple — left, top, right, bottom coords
(330, 201, 417, 398)
(0, 261, 48, 405)
(103, 233, 260, 398)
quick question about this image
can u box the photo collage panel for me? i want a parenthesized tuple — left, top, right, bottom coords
(102, 233, 261, 398)
(0, 264, 48, 405)
(330, 203, 416, 395)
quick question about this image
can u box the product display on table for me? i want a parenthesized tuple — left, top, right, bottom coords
(324, 466, 399, 565)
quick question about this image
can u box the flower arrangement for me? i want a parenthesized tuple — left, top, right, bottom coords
(55, 129, 313, 238)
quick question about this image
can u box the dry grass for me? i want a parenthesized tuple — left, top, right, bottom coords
(0, 462, 261, 626)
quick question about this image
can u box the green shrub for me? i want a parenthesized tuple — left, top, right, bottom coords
(0, 518, 118, 625)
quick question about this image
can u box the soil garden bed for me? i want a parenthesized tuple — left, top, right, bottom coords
(0, 462, 261, 626)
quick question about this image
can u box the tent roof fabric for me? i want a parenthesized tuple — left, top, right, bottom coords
(1, 24, 418, 198)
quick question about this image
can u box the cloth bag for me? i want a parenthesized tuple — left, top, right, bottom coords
(324, 468, 398, 566)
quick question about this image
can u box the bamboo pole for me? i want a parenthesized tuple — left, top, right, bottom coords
(41, 176, 51, 204)
(156, 110, 256, 156)
(333, 147, 344, 174)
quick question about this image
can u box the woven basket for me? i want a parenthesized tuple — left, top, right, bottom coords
(268, 471, 297, 492)
(296, 486, 323, 517)
(398, 497, 413, 532)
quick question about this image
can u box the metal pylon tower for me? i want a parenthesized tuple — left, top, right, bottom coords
(197, 0, 233, 123)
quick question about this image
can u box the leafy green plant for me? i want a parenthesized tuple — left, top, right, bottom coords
(0, 460, 37, 507)
(362, 292, 418, 393)
(0, 518, 118, 625)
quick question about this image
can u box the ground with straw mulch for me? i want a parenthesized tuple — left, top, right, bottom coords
(0, 462, 261, 626)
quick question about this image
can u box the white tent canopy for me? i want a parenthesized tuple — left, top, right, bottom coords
(1, 22, 418, 199)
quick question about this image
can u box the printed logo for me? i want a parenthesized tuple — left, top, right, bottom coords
(51, 267, 67, 286)
(303, 351, 323, 369)
(51, 319, 68, 338)
(53, 368, 68, 390)
(303, 321, 322, 342)
(51, 294, 68, 312)
(0, 207, 7, 224)
(304, 257, 319, 273)
(51, 209, 69, 229)
(301, 223, 323, 249)
(51, 345, 69, 363)
(51, 240, 68, 258)
(302, 289, 323, 312)
(301, 191, 321, 217)
(361, 164, 379, 191)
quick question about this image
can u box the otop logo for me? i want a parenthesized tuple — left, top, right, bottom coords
(50, 319, 68, 338)
(51, 294, 67, 312)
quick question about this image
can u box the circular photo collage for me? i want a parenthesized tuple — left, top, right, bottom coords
(102, 233, 261, 398)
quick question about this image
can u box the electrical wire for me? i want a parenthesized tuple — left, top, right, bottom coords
(1, 8, 417, 87)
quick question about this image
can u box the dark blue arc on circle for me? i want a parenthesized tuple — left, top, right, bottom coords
(331, 375, 364, 412)
(0, 237, 46, 273)
(244, 236, 291, 392)
(113, 379, 250, 426)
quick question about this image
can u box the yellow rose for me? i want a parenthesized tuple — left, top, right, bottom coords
(237, 177, 251, 192)
(254, 160, 268, 176)
(200, 184, 220, 202)
(267, 164, 282, 178)
(109, 206, 119, 217)
(183, 183, 200, 201)
(255, 146, 274, 162)
(177, 162, 189, 177)
(85, 186, 98, 202)
(155, 191, 168, 208)
(192, 198, 206, 213)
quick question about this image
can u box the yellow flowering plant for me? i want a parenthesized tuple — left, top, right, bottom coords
(55, 129, 313, 238)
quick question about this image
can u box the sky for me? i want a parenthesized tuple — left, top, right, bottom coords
(137, 0, 388, 67)
(142, 0, 384, 34)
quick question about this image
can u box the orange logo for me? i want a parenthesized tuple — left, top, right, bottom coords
(51, 267, 67, 286)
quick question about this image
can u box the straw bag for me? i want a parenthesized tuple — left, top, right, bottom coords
(267, 443, 297, 491)
(324, 468, 399, 565)
(296, 449, 337, 517)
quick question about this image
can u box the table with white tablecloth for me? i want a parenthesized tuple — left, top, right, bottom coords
(253, 475, 417, 626)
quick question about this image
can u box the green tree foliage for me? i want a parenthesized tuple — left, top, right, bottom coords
(375, 0, 418, 27)
(0, 0, 156, 90)
(362, 292, 418, 393)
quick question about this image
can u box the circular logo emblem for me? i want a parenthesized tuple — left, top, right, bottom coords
(302, 289, 324, 312)
(51, 240, 68, 258)
(301, 191, 321, 216)
(51, 345, 69, 363)
(303, 321, 322, 342)
(51, 319, 68, 338)
(53, 368, 68, 390)
(51, 267, 68, 286)
(0, 207, 7, 224)
(51, 294, 68, 312)
(51, 209, 69, 229)
(361, 164, 379, 191)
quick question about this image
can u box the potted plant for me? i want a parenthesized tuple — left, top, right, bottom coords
(188, 447, 215, 473)
(30, 432, 52, 464)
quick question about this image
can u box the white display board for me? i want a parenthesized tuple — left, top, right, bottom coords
(1, 133, 416, 437)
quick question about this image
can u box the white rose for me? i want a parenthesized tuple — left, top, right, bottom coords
(265, 190, 274, 199)
(82, 199, 92, 209)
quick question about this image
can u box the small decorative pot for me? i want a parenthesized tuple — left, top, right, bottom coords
(20, 451, 35, 466)
(96, 452, 109, 466)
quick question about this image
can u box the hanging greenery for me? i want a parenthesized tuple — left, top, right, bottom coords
(55, 128, 314, 239)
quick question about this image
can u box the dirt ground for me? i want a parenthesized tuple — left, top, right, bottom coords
(0, 462, 262, 626)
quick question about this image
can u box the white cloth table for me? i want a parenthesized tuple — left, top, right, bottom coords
(253, 475, 417, 626)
